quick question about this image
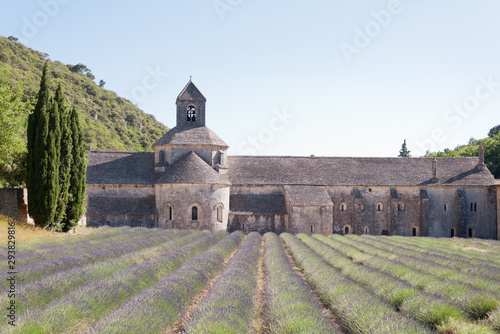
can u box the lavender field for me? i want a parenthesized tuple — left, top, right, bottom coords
(3, 227, 500, 333)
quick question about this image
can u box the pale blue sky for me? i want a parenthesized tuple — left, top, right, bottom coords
(2, 1, 500, 157)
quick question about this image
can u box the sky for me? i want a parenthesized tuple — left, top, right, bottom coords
(2, 0, 500, 157)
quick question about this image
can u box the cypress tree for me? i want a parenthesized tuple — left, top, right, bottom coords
(44, 96, 61, 228)
(54, 84, 73, 226)
(27, 62, 59, 227)
(64, 107, 86, 231)
(399, 139, 411, 157)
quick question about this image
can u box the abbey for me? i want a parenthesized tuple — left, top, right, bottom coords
(86, 81, 500, 239)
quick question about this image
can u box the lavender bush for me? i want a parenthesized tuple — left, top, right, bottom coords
(185, 232, 261, 334)
(88, 231, 245, 334)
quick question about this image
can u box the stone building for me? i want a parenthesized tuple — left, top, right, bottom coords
(86, 81, 500, 239)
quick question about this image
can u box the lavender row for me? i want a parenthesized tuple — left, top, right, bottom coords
(0, 230, 199, 315)
(185, 232, 262, 334)
(281, 233, 431, 334)
(12, 226, 138, 265)
(16, 227, 160, 267)
(18, 226, 129, 251)
(308, 235, 497, 332)
(9, 230, 226, 333)
(88, 231, 245, 334)
(317, 235, 499, 321)
(0, 228, 177, 291)
(353, 235, 500, 282)
(263, 233, 338, 334)
(363, 235, 500, 275)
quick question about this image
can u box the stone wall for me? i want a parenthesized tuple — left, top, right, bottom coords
(0, 188, 30, 223)
(155, 183, 230, 231)
(86, 214, 156, 228)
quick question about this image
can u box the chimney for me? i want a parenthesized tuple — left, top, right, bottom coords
(478, 143, 485, 168)
(431, 157, 438, 182)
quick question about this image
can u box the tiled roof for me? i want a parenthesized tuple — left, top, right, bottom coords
(156, 151, 231, 185)
(227, 156, 494, 186)
(153, 125, 228, 147)
(284, 185, 333, 206)
(87, 151, 156, 185)
(229, 193, 287, 214)
(87, 196, 157, 215)
(177, 80, 206, 102)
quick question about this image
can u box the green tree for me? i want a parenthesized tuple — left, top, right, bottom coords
(54, 84, 73, 226)
(0, 82, 31, 165)
(98, 80, 105, 88)
(398, 139, 411, 157)
(488, 125, 500, 138)
(63, 107, 87, 231)
(27, 62, 60, 227)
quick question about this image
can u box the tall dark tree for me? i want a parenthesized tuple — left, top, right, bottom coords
(63, 107, 87, 231)
(399, 139, 411, 157)
(27, 62, 60, 227)
(54, 84, 73, 225)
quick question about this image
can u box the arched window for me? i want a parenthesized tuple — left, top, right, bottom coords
(216, 204, 223, 223)
(106, 221, 111, 226)
(186, 105, 196, 122)
(159, 150, 165, 164)
(474, 202, 477, 212)
(470, 202, 474, 212)
(340, 203, 347, 211)
(444, 202, 450, 212)
(344, 225, 350, 235)
(191, 206, 198, 221)
(450, 227, 455, 238)
(167, 205, 173, 221)
(139, 221, 142, 227)
(412, 227, 417, 236)
(398, 202, 405, 211)
(310, 224, 315, 233)
(364, 226, 370, 234)
(468, 226, 475, 238)
(377, 202, 384, 211)
(242, 222, 247, 231)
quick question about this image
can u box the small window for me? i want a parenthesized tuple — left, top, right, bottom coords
(398, 202, 405, 211)
(364, 226, 370, 234)
(310, 224, 315, 233)
(242, 222, 247, 231)
(344, 226, 349, 235)
(412, 227, 417, 236)
(191, 206, 198, 221)
(470, 203, 473, 212)
(216, 204, 223, 223)
(474, 202, 477, 212)
(377, 202, 384, 211)
(159, 150, 165, 164)
(106, 221, 111, 226)
(340, 203, 347, 211)
(167, 205, 173, 221)
(139, 221, 142, 227)
(450, 227, 455, 238)
(444, 202, 449, 212)
(187, 105, 196, 122)
(468, 226, 475, 238)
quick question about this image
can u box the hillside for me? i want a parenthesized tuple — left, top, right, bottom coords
(424, 125, 500, 179)
(0, 35, 169, 152)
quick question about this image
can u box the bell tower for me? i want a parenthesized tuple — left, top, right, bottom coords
(176, 79, 206, 127)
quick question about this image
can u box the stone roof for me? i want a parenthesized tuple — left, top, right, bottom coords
(153, 125, 228, 147)
(156, 151, 231, 185)
(284, 185, 333, 206)
(177, 80, 206, 102)
(87, 196, 157, 215)
(87, 151, 156, 185)
(228, 156, 495, 187)
(229, 193, 287, 214)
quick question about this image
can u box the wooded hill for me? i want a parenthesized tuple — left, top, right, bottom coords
(0, 35, 169, 152)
